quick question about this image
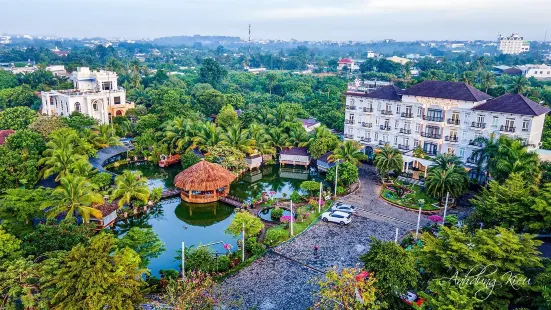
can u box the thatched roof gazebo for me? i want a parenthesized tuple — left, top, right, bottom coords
(174, 160, 237, 203)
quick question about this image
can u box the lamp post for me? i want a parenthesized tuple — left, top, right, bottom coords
(318, 182, 323, 213)
(181, 242, 185, 280)
(334, 160, 341, 197)
(242, 222, 245, 262)
(394, 227, 399, 243)
(442, 192, 449, 226)
(415, 206, 422, 239)
(290, 200, 294, 236)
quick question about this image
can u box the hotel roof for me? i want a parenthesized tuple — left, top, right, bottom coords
(472, 93, 550, 116)
(401, 81, 493, 102)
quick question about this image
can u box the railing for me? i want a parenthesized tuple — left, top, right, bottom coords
(399, 128, 412, 134)
(423, 115, 444, 122)
(379, 125, 391, 131)
(362, 122, 372, 128)
(380, 110, 393, 115)
(401, 112, 413, 118)
(344, 134, 354, 139)
(425, 150, 438, 156)
(445, 135, 459, 142)
(468, 140, 483, 147)
(420, 132, 442, 139)
(363, 107, 374, 113)
(398, 144, 411, 150)
(378, 140, 386, 146)
(522, 128, 529, 132)
(360, 137, 372, 143)
(344, 119, 354, 125)
(471, 122, 486, 129)
(346, 105, 357, 110)
(500, 125, 515, 133)
(447, 119, 460, 125)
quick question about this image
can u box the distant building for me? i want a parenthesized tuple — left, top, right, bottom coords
(492, 65, 522, 76)
(497, 33, 530, 55)
(246, 67, 267, 74)
(46, 65, 68, 77)
(279, 147, 311, 167)
(348, 79, 392, 93)
(366, 51, 379, 59)
(51, 47, 69, 57)
(337, 58, 359, 71)
(11, 66, 37, 75)
(300, 118, 321, 133)
(386, 56, 410, 65)
(40, 67, 135, 124)
(518, 64, 551, 80)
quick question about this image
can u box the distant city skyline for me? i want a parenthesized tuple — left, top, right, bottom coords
(2, 0, 550, 42)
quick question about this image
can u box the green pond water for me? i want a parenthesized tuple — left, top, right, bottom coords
(108, 163, 323, 275)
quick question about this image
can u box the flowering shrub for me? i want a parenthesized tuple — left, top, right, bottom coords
(280, 215, 292, 224)
(428, 215, 443, 223)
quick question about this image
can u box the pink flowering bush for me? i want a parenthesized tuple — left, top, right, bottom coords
(428, 215, 443, 223)
(280, 215, 292, 224)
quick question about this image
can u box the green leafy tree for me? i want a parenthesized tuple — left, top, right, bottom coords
(360, 239, 419, 309)
(0, 226, 21, 261)
(193, 88, 226, 117)
(90, 172, 113, 191)
(28, 115, 68, 137)
(0, 188, 51, 233)
(0, 257, 46, 309)
(315, 267, 379, 310)
(21, 220, 94, 256)
(63, 112, 97, 129)
(43, 175, 103, 223)
(205, 144, 246, 171)
(329, 140, 368, 166)
(222, 124, 255, 155)
(199, 58, 227, 86)
(0, 70, 18, 90)
(42, 233, 146, 310)
(326, 161, 359, 187)
(0, 85, 41, 109)
(118, 227, 165, 268)
(134, 114, 161, 136)
(300, 180, 321, 198)
(373, 144, 403, 180)
(226, 211, 264, 237)
(216, 104, 239, 129)
(181, 150, 202, 169)
(0, 106, 37, 130)
(111, 170, 150, 208)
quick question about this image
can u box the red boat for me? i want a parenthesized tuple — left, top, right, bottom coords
(159, 154, 181, 168)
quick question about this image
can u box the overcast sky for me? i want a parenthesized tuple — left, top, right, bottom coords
(1, 0, 550, 41)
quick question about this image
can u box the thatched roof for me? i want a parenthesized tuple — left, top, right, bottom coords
(174, 160, 236, 191)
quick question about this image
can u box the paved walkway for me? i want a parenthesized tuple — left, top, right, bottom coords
(219, 165, 430, 309)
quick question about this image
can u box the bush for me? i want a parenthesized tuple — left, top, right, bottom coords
(181, 150, 202, 169)
(90, 172, 113, 191)
(159, 269, 180, 280)
(216, 255, 231, 272)
(264, 226, 289, 247)
(444, 214, 459, 227)
(245, 237, 266, 256)
(271, 208, 283, 220)
(290, 190, 302, 203)
(150, 187, 163, 202)
(336, 186, 346, 195)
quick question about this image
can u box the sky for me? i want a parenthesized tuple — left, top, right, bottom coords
(1, 0, 550, 41)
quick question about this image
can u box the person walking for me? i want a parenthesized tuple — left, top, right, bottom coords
(314, 244, 319, 257)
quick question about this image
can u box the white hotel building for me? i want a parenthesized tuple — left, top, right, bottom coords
(40, 67, 134, 124)
(344, 81, 550, 178)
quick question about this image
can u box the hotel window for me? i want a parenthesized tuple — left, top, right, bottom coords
(74, 102, 81, 112)
(349, 114, 355, 123)
(102, 81, 112, 91)
(394, 136, 398, 144)
(114, 96, 121, 105)
(414, 140, 419, 147)
(417, 107, 423, 117)
(492, 116, 499, 127)
(522, 120, 530, 131)
(375, 132, 378, 140)
(447, 147, 454, 155)
(396, 105, 401, 114)
(459, 148, 465, 158)
(462, 131, 467, 140)
(92, 103, 98, 111)
(377, 103, 381, 110)
(395, 120, 399, 129)
(415, 123, 421, 132)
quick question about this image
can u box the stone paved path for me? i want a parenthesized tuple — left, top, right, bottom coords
(219, 165, 430, 309)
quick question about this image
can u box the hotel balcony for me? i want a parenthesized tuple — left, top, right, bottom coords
(344, 133, 354, 139)
(468, 140, 483, 147)
(399, 128, 412, 135)
(398, 144, 411, 151)
(401, 112, 413, 118)
(445, 135, 459, 143)
(380, 110, 393, 116)
(378, 140, 387, 146)
(379, 125, 391, 131)
(363, 107, 374, 113)
(362, 122, 372, 128)
(360, 137, 372, 144)
(471, 122, 486, 129)
(344, 119, 355, 125)
(346, 105, 357, 110)
(500, 125, 516, 133)
(447, 119, 460, 125)
(420, 132, 442, 139)
(422, 115, 444, 122)
(424, 149, 439, 156)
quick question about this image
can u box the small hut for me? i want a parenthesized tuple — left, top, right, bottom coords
(174, 160, 237, 203)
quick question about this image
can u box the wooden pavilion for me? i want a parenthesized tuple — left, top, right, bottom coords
(173, 160, 237, 203)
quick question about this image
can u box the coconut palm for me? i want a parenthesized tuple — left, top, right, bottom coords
(373, 144, 403, 180)
(38, 139, 88, 181)
(481, 71, 495, 92)
(192, 122, 225, 151)
(510, 76, 530, 94)
(412, 146, 426, 159)
(432, 153, 464, 170)
(42, 175, 103, 223)
(288, 127, 309, 147)
(471, 133, 501, 180)
(425, 164, 468, 205)
(268, 127, 290, 152)
(223, 124, 255, 155)
(163, 117, 193, 153)
(257, 108, 274, 125)
(69, 160, 95, 178)
(491, 137, 540, 183)
(111, 170, 150, 208)
(94, 124, 121, 147)
(273, 105, 291, 125)
(248, 123, 275, 155)
(329, 140, 368, 167)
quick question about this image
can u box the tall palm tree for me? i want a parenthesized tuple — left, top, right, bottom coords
(70, 160, 95, 178)
(412, 146, 426, 159)
(425, 164, 468, 205)
(248, 123, 275, 155)
(273, 105, 291, 125)
(111, 170, 150, 208)
(510, 76, 530, 94)
(481, 71, 495, 93)
(192, 122, 224, 151)
(288, 127, 309, 147)
(42, 175, 103, 223)
(492, 137, 540, 183)
(432, 153, 464, 170)
(257, 108, 274, 125)
(222, 124, 256, 155)
(471, 133, 501, 181)
(373, 144, 403, 180)
(163, 117, 193, 153)
(268, 127, 290, 152)
(94, 124, 121, 147)
(38, 140, 88, 181)
(329, 140, 368, 167)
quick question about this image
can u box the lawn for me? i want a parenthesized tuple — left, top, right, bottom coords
(381, 181, 439, 211)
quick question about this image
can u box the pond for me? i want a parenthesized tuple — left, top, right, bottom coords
(108, 163, 324, 275)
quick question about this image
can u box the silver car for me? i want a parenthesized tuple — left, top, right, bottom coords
(331, 203, 357, 213)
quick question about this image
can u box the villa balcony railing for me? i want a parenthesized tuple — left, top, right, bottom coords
(424, 149, 439, 156)
(500, 125, 516, 133)
(344, 119, 354, 125)
(380, 110, 393, 115)
(398, 144, 411, 150)
(399, 128, 412, 134)
(363, 107, 374, 113)
(360, 137, 372, 143)
(471, 122, 486, 129)
(447, 119, 460, 125)
(468, 140, 483, 147)
(362, 122, 372, 128)
(423, 115, 444, 122)
(379, 125, 391, 131)
(445, 135, 459, 142)
(420, 132, 442, 139)
(378, 140, 387, 146)
(401, 112, 413, 118)
(344, 133, 354, 139)
(346, 105, 357, 110)
(522, 127, 529, 132)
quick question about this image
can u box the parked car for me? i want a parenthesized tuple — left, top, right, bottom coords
(331, 203, 357, 213)
(321, 211, 352, 225)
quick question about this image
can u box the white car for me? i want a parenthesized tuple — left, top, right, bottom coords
(331, 203, 357, 213)
(321, 211, 352, 225)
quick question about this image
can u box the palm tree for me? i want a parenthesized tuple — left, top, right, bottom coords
(70, 160, 95, 178)
(192, 122, 224, 151)
(248, 123, 275, 155)
(257, 108, 274, 125)
(288, 127, 309, 147)
(425, 164, 468, 205)
(94, 124, 121, 147)
(268, 127, 290, 152)
(432, 153, 463, 170)
(163, 117, 193, 153)
(481, 71, 495, 93)
(329, 141, 368, 167)
(38, 140, 88, 181)
(273, 105, 291, 125)
(43, 175, 103, 223)
(510, 76, 530, 94)
(222, 124, 256, 155)
(412, 146, 426, 159)
(471, 133, 501, 181)
(491, 137, 540, 183)
(373, 144, 403, 180)
(111, 170, 150, 208)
